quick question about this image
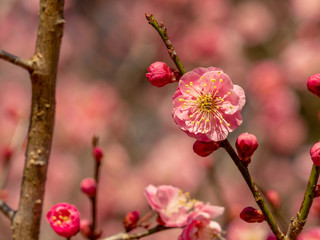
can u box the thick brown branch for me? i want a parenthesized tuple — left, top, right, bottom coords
(0, 50, 34, 72)
(11, 0, 65, 240)
(0, 198, 15, 220)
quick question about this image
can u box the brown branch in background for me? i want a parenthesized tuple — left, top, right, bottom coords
(0, 198, 15, 220)
(0, 50, 35, 72)
(10, 0, 65, 239)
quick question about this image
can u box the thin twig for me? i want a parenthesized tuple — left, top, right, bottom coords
(101, 225, 169, 240)
(0, 50, 34, 72)
(0, 198, 15, 220)
(286, 164, 320, 240)
(145, 13, 186, 75)
(221, 139, 285, 240)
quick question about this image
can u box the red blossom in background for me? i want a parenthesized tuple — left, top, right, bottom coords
(46, 202, 80, 238)
(172, 67, 245, 142)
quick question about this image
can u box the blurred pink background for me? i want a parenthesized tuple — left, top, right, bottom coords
(1, 0, 320, 239)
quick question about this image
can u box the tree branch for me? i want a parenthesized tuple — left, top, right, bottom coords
(221, 139, 285, 240)
(0, 198, 15, 220)
(145, 13, 186, 75)
(101, 225, 170, 240)
(11, 0, 65, 239)
(286, 164, 320, 240)
(0, 50, 35, 72)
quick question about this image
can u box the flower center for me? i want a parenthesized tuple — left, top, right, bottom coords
(198, 94, 214, 112)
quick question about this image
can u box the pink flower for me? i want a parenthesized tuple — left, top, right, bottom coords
(144, 185, 195, 227)
(46, 203, 80, 238)
(235, 132, 258, 162)
(179, 202, 224, 240)
(299, 227, 320, 240)
(178, 219, 222, 240)
(307, 73, 320, 97)
(310, 142, 320, 166)
(80, 178, 97, 198)
(146, 62, 175, 87)
(172, 67, 245, 142)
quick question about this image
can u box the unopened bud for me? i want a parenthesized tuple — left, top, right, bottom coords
(266, 190, 281, 209)
(310, 142, 320, 166)
(236, 132, 258, 163)
(80, 219, 102, 239)
(240, 207, 265, 223)
(146, 62, 175, 87)
(193, 140, 220, 157)
(92, 147, 103, 164)
(80, 178, 97, 198)
(307, 73, 320, 98)
(123, 210, 140, 232)
(2, 146, 13, 163)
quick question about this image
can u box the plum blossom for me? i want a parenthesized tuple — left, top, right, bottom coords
(172, 67, 245, 142)
(178, 202, 224, 240)
(46, 202, 80, 238)
(144, 185, 195, 227)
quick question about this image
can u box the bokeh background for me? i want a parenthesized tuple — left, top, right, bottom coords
(1, 0, 320, 239)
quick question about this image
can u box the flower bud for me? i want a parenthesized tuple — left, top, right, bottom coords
(2, 146, 13, 163)
(310, 142, 320, 166)
(123, 210, 140, 232)
(80, 178, 97, 198)
(146, 62, 175, 87)
(307, 73, 320, 97)
(80, 219, 102, 239)
(236, 132, 258, 162)
(266, 190, 281, 209)
(92, 147, 103, 164)
(240, 207, 265, 223)
(193, 140, 220, 157)
(314, 184, 320, 198)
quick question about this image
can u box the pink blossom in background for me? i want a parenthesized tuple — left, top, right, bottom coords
(172, 67, 245, 142)
(233, 1, 275, 45)
(298, 227, 320, 240)
(291, 0, 320, 21)
(46, 202, 80, 238)
(226, 219, 269, 240)
(144, 184, 194, 227)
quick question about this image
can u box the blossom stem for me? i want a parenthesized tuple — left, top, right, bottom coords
(0, 49, 34, 72)
(145, 13, 186, 75)
(221, 139, 285, 240)
(90, 161, 101, 239)
(286, 164, 320, 240)
(101, 225, 169, 240)
(0, 198, 15, 220)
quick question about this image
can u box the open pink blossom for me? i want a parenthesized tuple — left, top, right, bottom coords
(179, 219, 222, 240)
(172, 67, 245, 142)
(144, 185, 195, 227)
(46, 202, 80, 238)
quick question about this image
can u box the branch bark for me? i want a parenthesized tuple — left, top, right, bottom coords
(11, 0, 65, 239)
(0, 50, 34, 72)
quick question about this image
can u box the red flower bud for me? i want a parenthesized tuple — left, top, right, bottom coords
(193, 140, 220, 157)
(310, 142, 320, 166)
(307, 73, 320, 97)
(236, 132, 258, 162)
(266, 190, 281, 209)
(92, 147, 103, 164)
(2, 146, 13, 163)
(314, 184, 320, 198)
(240, 207, 265, 223)
(123, 210, 140, 232)
(146, 62, 175, 87)
(80, 219, 102, 239)
(80, 178, 97, 198)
